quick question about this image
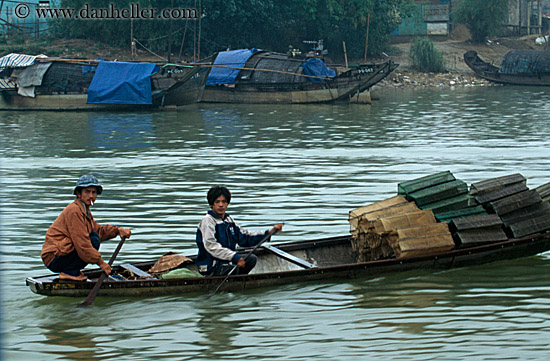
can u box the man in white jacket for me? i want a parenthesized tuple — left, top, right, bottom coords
(195, 185, 283, 276)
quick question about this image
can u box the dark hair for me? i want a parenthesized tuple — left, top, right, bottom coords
(207, 185, 231, 205)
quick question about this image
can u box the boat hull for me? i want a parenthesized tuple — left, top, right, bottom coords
(26, 232, 550, 297)
(201, 59, 398, 104)
(0, 61, 203, 110)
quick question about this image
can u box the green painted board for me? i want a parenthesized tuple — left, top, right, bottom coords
(407, 179, 468, 207)
(398, 171, 455, 197)
(435, 205, 487, 222)
(420, 192, 474, 214)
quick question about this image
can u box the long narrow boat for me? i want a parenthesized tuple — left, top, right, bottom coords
(25, 231, 550, 297)
(0, 55, 203, 110)
(464, 49, 550, 86)
(200, 49, 398, 104)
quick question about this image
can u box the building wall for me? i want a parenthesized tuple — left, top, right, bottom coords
(393, 1, 451, 36)
(393, 0, 550, 38)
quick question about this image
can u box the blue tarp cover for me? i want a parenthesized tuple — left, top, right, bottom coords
(87, 61, 159, 105)
(301, 58, 337, 82)
(206, 49, 260, 86)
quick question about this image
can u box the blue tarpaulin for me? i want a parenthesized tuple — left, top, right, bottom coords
(301, 58, 336, 82)
(87, 61, 159, 105)
(206, 48, 260, 86)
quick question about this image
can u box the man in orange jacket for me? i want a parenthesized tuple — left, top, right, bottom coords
(41, 175, 131, 281)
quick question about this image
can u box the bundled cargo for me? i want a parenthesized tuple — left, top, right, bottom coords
(535, 182, 550, 204)
(470, 173, 527, 205)
(449, 214, 507, 247)
(349, 195, 454, 261)
(398, 171, 456, 198)
(349, 196, 420, 261)
(355, 202, 420, 234)
(349, 172, 550, 263)
(386, 223, 454, 259)
(471, 174, 550, 238)
(349, 195, 409, 233)
(398, 170, 474, 217)
(436, 205, 487, 223)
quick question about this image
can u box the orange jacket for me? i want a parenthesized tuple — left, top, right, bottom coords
(41, 199, 120, 267)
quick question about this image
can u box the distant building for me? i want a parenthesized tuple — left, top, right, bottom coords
(392, 0, 550, 40)
(0, 1, 56, 37)
(504, 0, 550, 34)
(392, 1, 451, 37)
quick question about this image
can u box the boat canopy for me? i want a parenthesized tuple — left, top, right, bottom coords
(87, 61, 159, 105)
(499, 50, 550, 75)
(0, 53, 46, 70)
(206, 48, 261, 86)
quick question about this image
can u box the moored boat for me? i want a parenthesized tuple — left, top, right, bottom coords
(200, 49, 398, 104)
(0, 53, 203, 110)
(464, 49, 550, 86)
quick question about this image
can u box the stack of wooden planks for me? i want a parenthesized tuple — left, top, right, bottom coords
(349, 195, 454, 261)
(397, 171, 483, 222)
(449, 214, 507, 248)
(471, 174, 550, 238)
(536, 182, 550, 204)
(349, 172, 550, 262)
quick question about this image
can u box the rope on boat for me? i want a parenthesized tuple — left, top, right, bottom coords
(193, 63, 333, 80)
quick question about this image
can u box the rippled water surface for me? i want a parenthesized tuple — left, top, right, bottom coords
(1, 86, 550, 360)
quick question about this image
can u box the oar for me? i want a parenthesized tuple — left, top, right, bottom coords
(79, 236, 128, 307)
(207, 229, 279, 299)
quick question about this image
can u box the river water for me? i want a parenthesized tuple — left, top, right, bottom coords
(1, 86, 549, 360)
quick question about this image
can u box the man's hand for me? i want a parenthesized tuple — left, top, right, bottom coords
(237, 257, 246, 268)
(271, 223, 283, 233)
(118, 227, 131, 239)
(98, 260, 112, 275)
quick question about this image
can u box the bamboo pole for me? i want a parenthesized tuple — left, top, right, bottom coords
(363, 13, 370, 63)
(34, 58, 341, 81)
(197, 0, 201, 61)
(167, 0, 174, 62)
(343, 41, 348, 69)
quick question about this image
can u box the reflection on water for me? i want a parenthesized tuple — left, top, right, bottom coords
(1, 86, 550, 360)
(88, 113, 154, 151)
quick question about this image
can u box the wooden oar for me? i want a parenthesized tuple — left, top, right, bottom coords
(79, 236, 128, 307)
(207, 229, 279, 299)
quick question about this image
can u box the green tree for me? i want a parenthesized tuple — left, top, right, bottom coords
(454, 0, 508, 44)
(48, 0, 414, 60)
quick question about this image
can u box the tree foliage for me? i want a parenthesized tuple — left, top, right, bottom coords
(454, 0, 508, 44)
(48, 0, 414, 60)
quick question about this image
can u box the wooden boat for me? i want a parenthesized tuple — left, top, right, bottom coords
(464, 50, 550, 86)
(25, 231, 550, 297)
(0, 56, 203, 110)
(200, 50, 398, 104)
(160, 66, 211, 108)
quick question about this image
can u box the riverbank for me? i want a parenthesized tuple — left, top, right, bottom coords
(376, 69, 495, 89)
(375, 28, 545, 88)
